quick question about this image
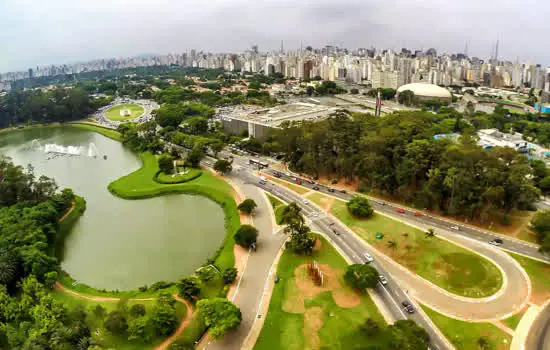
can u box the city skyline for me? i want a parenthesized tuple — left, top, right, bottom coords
(1, 0, 549, 73)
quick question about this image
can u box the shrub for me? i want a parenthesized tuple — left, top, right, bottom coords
(234, 225, 259, 248)
(347, 196, 374, 218)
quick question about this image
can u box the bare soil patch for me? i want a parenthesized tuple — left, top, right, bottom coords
(313, 238, 322, 251)
(303, 307, 324, 350)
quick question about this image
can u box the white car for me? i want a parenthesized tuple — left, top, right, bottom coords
(379, 276, 388, 285)
(303, 199, 309, 205)
(285, 172, 291, 176)
(363, 253, 374, 263)
(451, 225, 460, 231)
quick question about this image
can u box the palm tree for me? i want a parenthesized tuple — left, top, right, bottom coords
(425, 228, 436, 238)
(0, 251, 17, 285)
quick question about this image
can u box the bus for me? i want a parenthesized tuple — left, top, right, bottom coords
(249, 159, 269, 169)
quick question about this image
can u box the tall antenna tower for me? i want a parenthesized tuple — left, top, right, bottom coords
(495, 39, 499, 61)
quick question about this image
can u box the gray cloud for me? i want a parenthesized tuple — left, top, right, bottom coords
(0, 0, 548, 72)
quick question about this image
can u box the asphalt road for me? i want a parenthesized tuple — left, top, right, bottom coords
(226, 168, 452, 350)
(260, 167, 549, 264)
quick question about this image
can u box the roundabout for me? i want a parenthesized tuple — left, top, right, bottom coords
(104, 103, 145, 121)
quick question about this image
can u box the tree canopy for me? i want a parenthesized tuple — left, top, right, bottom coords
(347, 196, 374, 218)
(196, 298, 242, 338)
(344, 264, 379, 290)
(234, 225, 259, 248)
(237, 199, 257, 214)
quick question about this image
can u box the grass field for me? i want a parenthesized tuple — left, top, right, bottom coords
(507, 252, 550, 304)
(422, 304, 512, 350)
(70, 122, 123, 141)
(107, 152, 239, 272)
(266, 192, 287, 225)
(255, 236, 387, 350)
(155, 169, 202, 184)
(105, 104, 145, 121)
(54, 291, 187, 350)
(503, 310, 525, 330)
(309, 194, 503, 298)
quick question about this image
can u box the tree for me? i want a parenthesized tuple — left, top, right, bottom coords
(104, 310, 128, 335)
(93, 305, 107, 320)
(397, 90, 416, 106)
(222, 267, 238, 285)
(158, 154, 174, 174)
(350, 88, 359, 95)
(197, 298, 242, 338)
(531, 210, 550, 244)
(196, 265, 218, 283)
(185, 146, 204, 168)
(387, 320, 430, 349)
(347, 196, 374, 218)
(177, 276, 201, 301)
(477, 336, 492, 350)
(361, 318, 381, 336)
(44, 271, 57, 289)
(280, 202, 316, 255)
(129, 304, 146, 318)
(234, 225, 259, 248)
(0, 250, 18, 285)
(425, 228, 436, 238)
(344, 264, 379, 290)
(127, 316, 150, 342)
(213, 159, 232, 174)
(237, 199, 257, 214)
(150, 300, 178, 337)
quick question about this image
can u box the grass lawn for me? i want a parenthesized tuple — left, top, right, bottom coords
(105, 104, 145, 121)
(255, 235, 387, 350)
(69, 122, 123, 141)
(156, 168, 202, 184)
(266, 192, 287, 225)
(507, 252, 550, 304)
(54, 291, 187, 350)
(503, 310, 525, 330)
(422, 304, 511, 350)
(313, 195, 503, 298)
(267, 177, 311, 195)
(107, 152, 239, 272)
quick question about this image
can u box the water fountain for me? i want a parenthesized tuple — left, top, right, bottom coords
(88, 143, 98, 158)
(31, 139, 43, 150)
(44, 144, 82, 156)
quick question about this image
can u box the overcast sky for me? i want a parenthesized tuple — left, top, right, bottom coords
(0, 0, 548, 73)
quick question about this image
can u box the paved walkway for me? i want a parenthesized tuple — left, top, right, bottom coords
(525, 300, 550, 350)
(200, 177, 286, 350)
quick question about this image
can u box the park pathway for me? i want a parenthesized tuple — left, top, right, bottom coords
(55, 282, 194, 350)
(200, 176, 286, 350)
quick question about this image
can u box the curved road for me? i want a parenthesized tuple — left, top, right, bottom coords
(251, 170, 531, 321)
(526, 302, 550, 350)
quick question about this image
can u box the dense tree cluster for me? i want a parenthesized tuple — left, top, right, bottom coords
(269, 110, 543, 221)
(0, 157, 96, 348)
(0, 88, 109, 128)
(531, 210, 550, 253)
(237, 199, 257, 214)
(234, 225, 259, 248)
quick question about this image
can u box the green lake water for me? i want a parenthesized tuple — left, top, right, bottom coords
(0, 126, 225, 290)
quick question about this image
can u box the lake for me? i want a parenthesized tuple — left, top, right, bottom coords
(0, 126, 225, 290)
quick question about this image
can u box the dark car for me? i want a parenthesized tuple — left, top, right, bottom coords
(340, 189, 347, 194)
(274, 172, 282, 178)
(489, 238, 504, 246)
(307, 179, 315, 184)
(313, 186, 320, 190)
(402, 301, 415, 314)
(328, 188, 335, 193)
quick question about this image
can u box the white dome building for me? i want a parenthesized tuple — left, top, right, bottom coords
(397, 83, 452, 102)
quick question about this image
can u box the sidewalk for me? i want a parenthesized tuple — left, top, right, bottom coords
(199, 178, 286, 350)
